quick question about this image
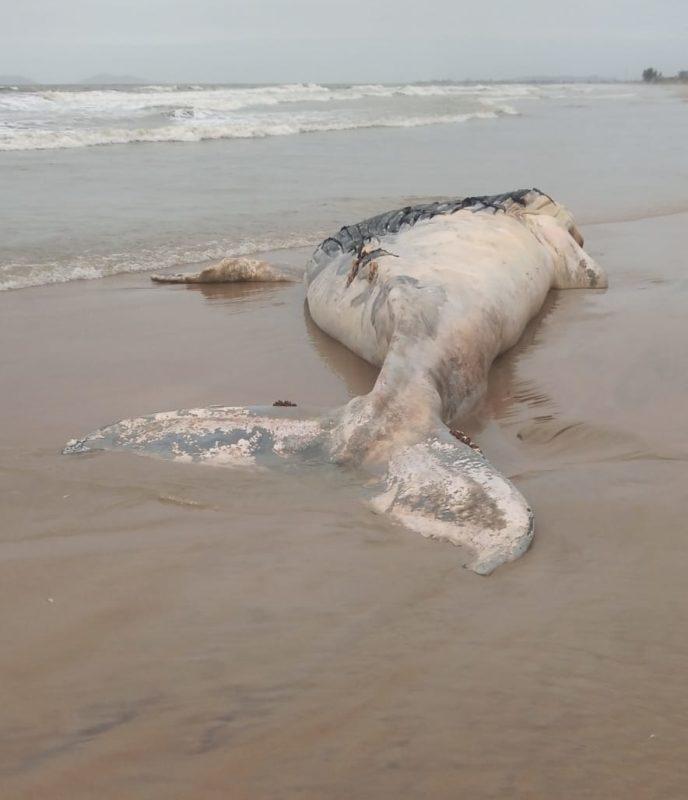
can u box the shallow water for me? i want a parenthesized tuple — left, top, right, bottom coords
(1, 83, 686, 289)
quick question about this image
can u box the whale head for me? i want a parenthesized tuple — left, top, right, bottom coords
(516, 190, 608, 290)
(517, 188, 586, 247)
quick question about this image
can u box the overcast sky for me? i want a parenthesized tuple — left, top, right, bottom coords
(2, 0, 687, 83)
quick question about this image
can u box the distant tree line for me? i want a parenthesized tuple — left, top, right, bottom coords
(642, 67, 688, 83)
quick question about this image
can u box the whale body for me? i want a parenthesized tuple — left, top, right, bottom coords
(65, 189, 606, 574)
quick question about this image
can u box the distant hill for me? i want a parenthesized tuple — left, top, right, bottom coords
(80, 73, 147, 85)
(0, 75, 36, 86)
(514, 75, 612, 84)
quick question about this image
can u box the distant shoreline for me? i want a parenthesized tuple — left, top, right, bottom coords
(0, 76, 664, 89)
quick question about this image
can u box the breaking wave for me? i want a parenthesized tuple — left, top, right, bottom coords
(0, 80, 632, 152)
(0, 109, 516, 151)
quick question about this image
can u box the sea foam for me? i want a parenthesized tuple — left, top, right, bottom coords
(0, 80, 596, 151)
(0, 108, 517, 151)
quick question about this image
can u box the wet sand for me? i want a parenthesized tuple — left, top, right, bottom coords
(1, 215, 687, 799)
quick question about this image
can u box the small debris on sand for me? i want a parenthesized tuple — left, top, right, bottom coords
(449, 429, 482, 453)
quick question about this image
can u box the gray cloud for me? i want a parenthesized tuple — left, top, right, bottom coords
(2, 0, 687, 82)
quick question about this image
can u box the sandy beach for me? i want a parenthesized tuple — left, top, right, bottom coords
(2, 203, 687, 797)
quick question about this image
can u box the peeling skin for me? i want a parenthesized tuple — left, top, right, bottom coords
(67, 189, 605, 575)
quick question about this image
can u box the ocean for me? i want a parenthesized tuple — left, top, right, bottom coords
(2, 80, 685, 291)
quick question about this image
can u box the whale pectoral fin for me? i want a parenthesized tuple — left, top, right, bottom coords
(63, 406, 326, 467)
(151, 257, 301, 284)
(369, 430, 534, 575)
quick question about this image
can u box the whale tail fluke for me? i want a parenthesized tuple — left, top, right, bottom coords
(367, 427, 533, 575)
(63, 401, 533, 575)
(62, 405, 327, 466)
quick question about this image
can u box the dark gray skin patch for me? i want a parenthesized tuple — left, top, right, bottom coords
(305, 256, 329, 284)
(101, 428, 274, 460)
(368, 277, 445, 343)
(306, 188, 548, 288)
(370, 282, 393, 329)
(337, 255, 354, 276)
(154, 430, 264, 456)
(416, 285, 446, 338)
(350, 290, 370, 307)
(315, 189, 537, 260)
(408, 485, 507, 530)
(579, 258, 599, 287)
(393, 276, 421, 286)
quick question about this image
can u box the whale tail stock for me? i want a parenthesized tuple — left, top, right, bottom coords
(63, 394, 533, 575)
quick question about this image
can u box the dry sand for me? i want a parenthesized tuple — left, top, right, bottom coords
(1, 215, 687, 799)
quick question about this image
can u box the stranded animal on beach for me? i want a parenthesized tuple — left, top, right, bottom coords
(65, 189, 606, 575)
(150, 257, 295, 284)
